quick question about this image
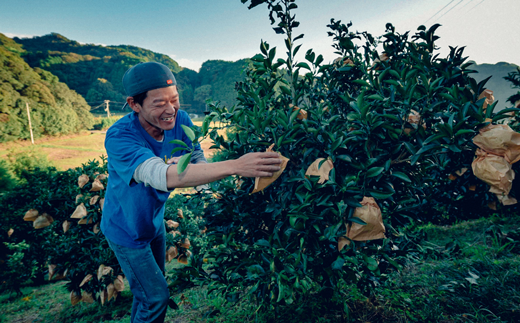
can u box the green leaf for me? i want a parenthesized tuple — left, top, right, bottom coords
(423, 134, 445, 145)
(296, 62, 311, 70)
(415, 144, 438, 155)
(170, 147, 189, 155)
(202, 118, 210, 135)
(181, 124, 196, 142)
(353, 79, 370, 87)
(367, 94, 384, 101)
(280, 85, 291, 96)
(349, 217, 367, 225)
(391, 171, 411, 183)
(363, 255, 379, 271)
(455, 129, 474, 137)
(176, 153, 192, 174)
(331, 257, 345, 270)
(366, 167, 384, 178)
(169, 139, 189, 148)
(255, 239, 270, 247)
(268, 47, 276, 62)
(368, 190, 394, 199)
(251, 53, 265, 62)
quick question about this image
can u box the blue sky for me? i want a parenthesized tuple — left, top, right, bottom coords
(1, 0, 518, 71)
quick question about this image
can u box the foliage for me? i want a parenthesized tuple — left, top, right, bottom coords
(164, 194, 208, 266)
(504, 67, 520, 107)
(0, 154, 208, 307)
(12, 33, 249, 115)
(6, 146, 56, 179)
(92, 116, 120, 131)
(471, 62, 520, 110)
(0, 33, 94, 143)
(0, 166, 77, 289)
(2, 213, 519, 322)
(0, 241, 37, 296)
(0, 158, 17, 193)
(166, 0, 520, 319)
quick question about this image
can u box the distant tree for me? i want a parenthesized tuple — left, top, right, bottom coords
(0, 33, 94, 142)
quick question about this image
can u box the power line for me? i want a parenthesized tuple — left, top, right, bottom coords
(459, 0, 476, 10)
(436, 0, 465, 21)
(468, 0, 486, 12)
(425, 0, 457, 23)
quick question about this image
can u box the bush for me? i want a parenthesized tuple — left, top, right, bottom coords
(169, 0, 520, 319)
(0, 158, 17, 193)
(6, 146, 55, 179)
(92, 116, 121, 131)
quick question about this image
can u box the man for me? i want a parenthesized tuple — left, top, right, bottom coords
(100, 62, 281, 323)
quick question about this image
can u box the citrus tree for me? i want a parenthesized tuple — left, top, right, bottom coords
(168, 0, 519, 320)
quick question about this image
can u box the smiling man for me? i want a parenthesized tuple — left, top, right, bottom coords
(100, 62, 281, 323)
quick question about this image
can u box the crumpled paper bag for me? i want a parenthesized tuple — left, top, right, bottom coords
(478, 89, 494, 111)
(305, 158, 334, 184)
(473, 124, 520, 164)
(471, 149, 517, 205)
(289, 104, 307, 120)
(368, 53, 389, 71)
(251, 144, 290, 194)
(338, 197, 386, 251)
(404, 110, 426, 134)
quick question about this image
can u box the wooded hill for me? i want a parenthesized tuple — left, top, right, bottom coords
(471, 61, 520, 109)
(13, 33, 249, 115)
(0, 33, 93, 143)
(1, 32, 518, 143)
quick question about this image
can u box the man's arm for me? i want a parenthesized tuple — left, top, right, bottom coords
(166, 152, 281, 189)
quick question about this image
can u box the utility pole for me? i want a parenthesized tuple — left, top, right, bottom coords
(26, 102, 34, 144)
(104, 100, 111, 118)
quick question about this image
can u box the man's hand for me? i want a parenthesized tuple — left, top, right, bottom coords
(166, 156, 181, 164)
(233, 152, 282, 177)
(166, 152, 282, 189)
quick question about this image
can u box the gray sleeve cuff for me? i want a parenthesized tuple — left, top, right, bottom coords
(191, 149, 208, 164)
(133, 157, 173, 192)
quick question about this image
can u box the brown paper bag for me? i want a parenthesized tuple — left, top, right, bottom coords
(71, 203, 87, 219)
(478, 89, 494, 111)
(114, 275, 125, 292)
(81, 291, 94, 304)
(473, 124, 520, 164)
(471, 149, 517, 205)
(404, 110, 426, 134)
(251, 144, 290, 194)
(33, 213, 54, 229)
(368, 53, 389, 71)
(97, 264, 113, 280)
(338, 197, 385, 251)
(78, 174, 89, 188)
(305, 158, 334, 184)
(289, 104, 307, 120)
(70, 291, 82, 306)
(79, 274, 92, 287)
(24, 209, 39, 221)
(166, 246, 179, 262)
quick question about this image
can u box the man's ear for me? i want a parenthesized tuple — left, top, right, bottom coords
(127, 97, 141, 113)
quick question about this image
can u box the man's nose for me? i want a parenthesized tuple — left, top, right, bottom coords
(166, 102, 176, 114)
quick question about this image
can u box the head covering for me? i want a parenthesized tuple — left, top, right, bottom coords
(122, 62, 177, 109)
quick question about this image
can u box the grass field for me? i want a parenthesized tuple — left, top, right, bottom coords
(0, 121, 221, 171)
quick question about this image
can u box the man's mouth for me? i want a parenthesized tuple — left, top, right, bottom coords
(161, 117, 174, 122)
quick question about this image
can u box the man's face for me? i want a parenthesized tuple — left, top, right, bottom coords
(132, 86, 180, 138)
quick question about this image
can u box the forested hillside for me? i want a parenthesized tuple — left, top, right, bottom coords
(13, 33, 249, 115)
(471, 61, 519, 110)
(2, 31, 517, 139)
(0, 33, 93, 142)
